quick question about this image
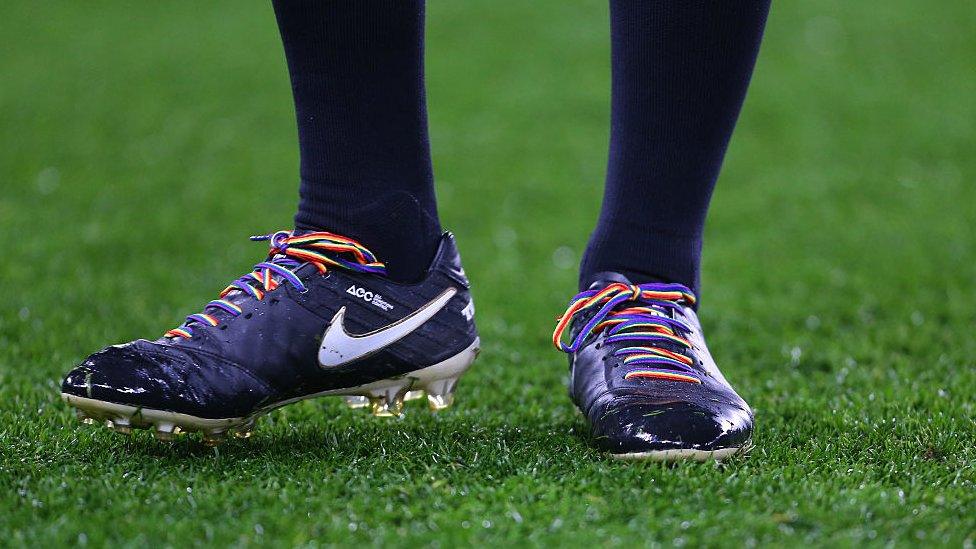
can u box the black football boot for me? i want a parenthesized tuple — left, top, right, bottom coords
(62, 230, 479, 444)
(553, 273, 752, 460)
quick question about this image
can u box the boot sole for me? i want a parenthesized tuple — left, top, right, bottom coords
(610, 440, 752, 462)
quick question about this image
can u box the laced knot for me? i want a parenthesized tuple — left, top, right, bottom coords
(165, 230, 385, 339)
(552, 282, 702, 384)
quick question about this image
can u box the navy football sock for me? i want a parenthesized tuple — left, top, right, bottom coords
(272, 0, 440, 282)
(580, 0, 771, 295)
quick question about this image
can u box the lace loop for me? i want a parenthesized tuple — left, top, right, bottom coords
(552, 282, 702, 384)
(164, 230, 385, 339)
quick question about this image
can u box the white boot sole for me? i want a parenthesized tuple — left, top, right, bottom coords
(610, 441, 752, 462)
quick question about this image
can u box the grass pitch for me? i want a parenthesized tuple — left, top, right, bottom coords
(1, 1, 974, 546)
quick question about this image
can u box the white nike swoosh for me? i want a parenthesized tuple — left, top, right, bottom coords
(318, 287, 457, 368)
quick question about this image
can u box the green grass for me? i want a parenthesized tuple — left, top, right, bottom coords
(2, 0, 975, 546)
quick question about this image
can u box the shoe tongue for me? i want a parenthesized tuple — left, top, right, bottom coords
(584, 271, 633, 291)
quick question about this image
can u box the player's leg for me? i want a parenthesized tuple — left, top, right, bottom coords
(61, 0, 480, 442)
(275, 0, 441, 283)
(581, 0, 770, 294)
(554, 0, 771, 460)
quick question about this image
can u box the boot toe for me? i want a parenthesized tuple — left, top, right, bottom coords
(61, 341, 269, 419)
(590, 399, 753, 456)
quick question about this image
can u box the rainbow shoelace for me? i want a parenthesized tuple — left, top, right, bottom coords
(552, 282, 702, 384)
(165, 230, 386, 339)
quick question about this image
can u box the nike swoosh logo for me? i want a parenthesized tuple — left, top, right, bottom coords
(318, 287, 457, 368)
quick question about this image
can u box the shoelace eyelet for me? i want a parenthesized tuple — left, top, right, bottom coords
(554, 282, 701, 384)
(166, 230, 385, 340)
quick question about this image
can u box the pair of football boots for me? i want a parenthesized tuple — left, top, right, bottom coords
(62, 230, 752, 460)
